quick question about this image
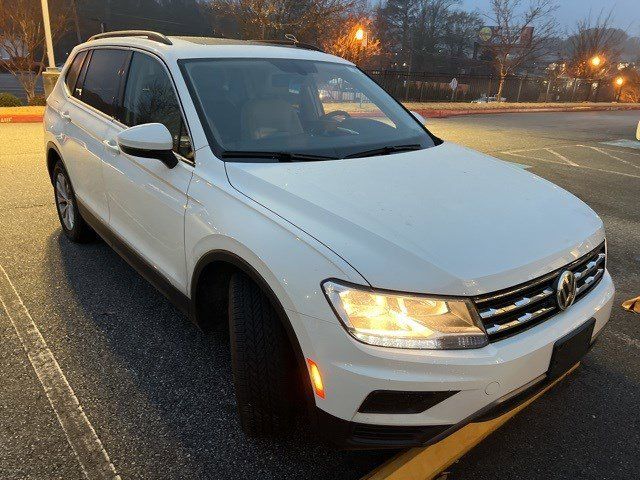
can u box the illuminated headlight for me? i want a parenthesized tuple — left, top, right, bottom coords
(322, 280, 488, 350)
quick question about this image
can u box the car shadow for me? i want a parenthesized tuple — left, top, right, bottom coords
(45, 231, 393, 479)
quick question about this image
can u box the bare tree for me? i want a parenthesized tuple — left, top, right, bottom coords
(411, 0, 458, 68)
(441, 10, 483, 59)
(324, 16, 381, 66)
(483, 0, 557, 99)
(618, 67, 640, 103)
(200, 0, 357, 43)
(0, 0, 70, 102)
(565, 10, 626, 82)
(375, 0, 418, 68)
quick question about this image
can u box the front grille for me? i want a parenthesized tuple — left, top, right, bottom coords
(474, 243, 606, 342)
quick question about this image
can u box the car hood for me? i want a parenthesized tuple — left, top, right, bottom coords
(225, 142, 604, 296)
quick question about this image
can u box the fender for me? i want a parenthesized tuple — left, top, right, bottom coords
(190, 250, 316, 409)
(46, 141, 64, 183)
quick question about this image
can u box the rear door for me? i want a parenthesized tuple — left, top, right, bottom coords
(102, 51, 194, 293)
(61, 48, 130, 222)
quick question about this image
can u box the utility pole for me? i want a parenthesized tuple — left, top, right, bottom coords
(41, 0, 60, 98)
(41, 0, 56, 68)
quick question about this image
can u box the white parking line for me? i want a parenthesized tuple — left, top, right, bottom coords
(0, 265, 121, 480)
(578, 145, 640, 171)
(501, 150, 567, 166)
(545, 148, 579, 166)
(610, 330, 640, 351)
(501, 151, 640, 180)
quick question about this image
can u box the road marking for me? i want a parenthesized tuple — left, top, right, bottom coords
(364, 364, 579, 480)
(577, 145, 640, 170)
(500, 150, 566, 166)
(610, 331, 640, 350)
(601, 139, 640, 150)
(545, 148, 579, 166)
(501, 147, 640, 180)
(0, 265, 121, 480)
(500, 145, 579, 153)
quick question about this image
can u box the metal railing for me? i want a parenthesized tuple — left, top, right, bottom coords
(365, 70, 634, 103)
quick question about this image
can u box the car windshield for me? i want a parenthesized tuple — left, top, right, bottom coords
(180, 58, 438, 161)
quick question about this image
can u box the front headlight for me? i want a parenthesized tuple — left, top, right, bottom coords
(322, 280, 488, 350)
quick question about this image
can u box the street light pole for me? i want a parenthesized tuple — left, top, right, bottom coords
(40, 0, 61, 99)
(40, 0, 56, 68)
(615, 77, 624, 102)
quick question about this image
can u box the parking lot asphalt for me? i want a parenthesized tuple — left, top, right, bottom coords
(1, 110, 639, 480)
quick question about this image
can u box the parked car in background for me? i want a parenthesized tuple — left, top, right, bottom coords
(472, 94, 506, 103)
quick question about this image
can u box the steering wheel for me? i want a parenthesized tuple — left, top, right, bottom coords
(309, 110, 354, 136)
(323, 110, 352, 121)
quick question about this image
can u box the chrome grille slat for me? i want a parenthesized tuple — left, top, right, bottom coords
(576, 268, 604, 295)
(474, 243, 606, 342)
(574, 254, 605, 281)
(485, 305, 557, 335)
(479, 288, 554, 320)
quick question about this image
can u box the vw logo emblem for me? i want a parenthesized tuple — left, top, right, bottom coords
(556, 270, 577, 310)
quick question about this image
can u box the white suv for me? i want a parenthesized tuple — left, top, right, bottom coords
(44, 31, 614, 448)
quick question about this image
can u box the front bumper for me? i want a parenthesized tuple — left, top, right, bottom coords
(297, 271, 614, 448)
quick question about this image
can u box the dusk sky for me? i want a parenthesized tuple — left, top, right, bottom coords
(460, 0, 639, 34)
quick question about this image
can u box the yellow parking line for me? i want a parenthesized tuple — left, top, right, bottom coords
(363, 364, 580, 480)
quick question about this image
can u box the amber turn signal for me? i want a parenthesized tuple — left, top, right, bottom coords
(307, 358, 325, 399)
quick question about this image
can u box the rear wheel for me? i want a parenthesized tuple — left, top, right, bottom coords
(53, 161, 94, 243)
(228, 272, 298, 436)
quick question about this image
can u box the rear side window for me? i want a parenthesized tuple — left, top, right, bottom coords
(64, 51, 87, 94)
(121, 52, 193, 159)
(80, 49, 129, 117)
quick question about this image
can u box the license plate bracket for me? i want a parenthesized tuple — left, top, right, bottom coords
(547, 318, 595, 381)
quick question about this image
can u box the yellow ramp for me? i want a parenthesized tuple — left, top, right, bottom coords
(364, 365, 579, 480)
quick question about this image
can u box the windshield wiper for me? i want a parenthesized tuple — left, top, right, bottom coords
(221, 150, 337, 162)
(343, 144, 423, 159)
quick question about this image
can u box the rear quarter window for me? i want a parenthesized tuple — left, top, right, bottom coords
(79, 49, 130, 117)
(64, 51, 87, 94)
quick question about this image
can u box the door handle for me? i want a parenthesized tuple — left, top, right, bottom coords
(60, 110, 72, 122)
(103, 139, 120, 154)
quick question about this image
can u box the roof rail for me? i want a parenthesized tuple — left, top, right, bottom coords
(88, 30, 173, 46)
(252, 39, 324, 52)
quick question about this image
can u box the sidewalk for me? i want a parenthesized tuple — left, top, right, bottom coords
(2, 102, 640, 123)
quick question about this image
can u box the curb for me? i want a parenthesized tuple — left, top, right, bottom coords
(0, 114, 44, 124)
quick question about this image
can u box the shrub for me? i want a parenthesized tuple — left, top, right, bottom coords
(0, 92, 23, 107)
(28, 95, 47, 106)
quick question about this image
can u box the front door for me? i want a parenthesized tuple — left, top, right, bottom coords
(102, 51, 194, 293)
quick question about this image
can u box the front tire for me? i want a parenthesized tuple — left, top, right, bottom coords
(228, 272, 298, 436)
(53, 161, 94, 243)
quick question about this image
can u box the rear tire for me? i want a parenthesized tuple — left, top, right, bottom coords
(228, 272, 298, 436)
(53, 161, 94, 243)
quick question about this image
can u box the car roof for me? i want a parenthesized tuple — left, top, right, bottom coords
(80, 35, 352, 65)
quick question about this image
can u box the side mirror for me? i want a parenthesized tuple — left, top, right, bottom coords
(410, 110, 426, 125)
(637, 120, 640, 141)
(117, 123, 178, 168)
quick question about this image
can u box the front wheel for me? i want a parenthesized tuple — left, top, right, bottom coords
(228, 272, 299, 436)
(53, 161, 94, 243)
